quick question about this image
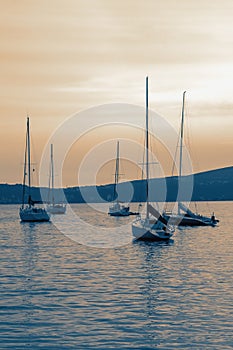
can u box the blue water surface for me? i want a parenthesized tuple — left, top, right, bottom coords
(0, 202, 232, 349)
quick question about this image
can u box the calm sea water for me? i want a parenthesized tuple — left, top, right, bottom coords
(0, 202, 232, 349)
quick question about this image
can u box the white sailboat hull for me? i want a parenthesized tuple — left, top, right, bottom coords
(46, 204, 66, 215)
(132, 219, 174, 241)
(108, 203, 130, 216)
(20, 207, 50, 222)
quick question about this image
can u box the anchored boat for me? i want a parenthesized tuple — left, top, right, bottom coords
(132, 77, 175, 241)
(19, 117, 50, 222)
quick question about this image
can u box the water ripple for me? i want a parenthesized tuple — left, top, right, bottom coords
(0, 203, 232, 349)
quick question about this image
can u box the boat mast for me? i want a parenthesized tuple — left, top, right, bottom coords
(178, 91, 186, 214)
(51, 144, 55, 205)
(146, 77, 149, 219)
(27, 117, 31, 206)
(22, 124, 28, 208)
(114, 140, 120, 202)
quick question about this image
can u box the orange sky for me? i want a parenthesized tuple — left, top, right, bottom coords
(0, 0, 232, 186)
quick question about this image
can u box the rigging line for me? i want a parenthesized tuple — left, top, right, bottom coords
(185, 96, 210, 213)
(141, 135, 146, 181)
(138, 105, 147, 182)
(184, 99, 195, 168)
(185, 98, 200, 175)
(119, 143, 126, 183)
(30, 131, 39, 187)
(146, 95, 161, 212)
(171, 131, 180, 177)
(165, 122, 180, 213)
(47, 145, 52, 203)
(113, 141, 120, 201)
(185, 96, 207, 214)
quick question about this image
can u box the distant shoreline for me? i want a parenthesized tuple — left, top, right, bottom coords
(0, 166, 232, 204)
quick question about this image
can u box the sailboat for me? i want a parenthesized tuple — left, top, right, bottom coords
(164, 91, 219, 227)
(46, 144, 66, 215)
(132, 77, 175, 241)
(108, 141, 131, 216)
(19, 117, 50, 222)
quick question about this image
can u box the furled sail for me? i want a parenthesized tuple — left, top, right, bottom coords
(148, 204, 168, 226)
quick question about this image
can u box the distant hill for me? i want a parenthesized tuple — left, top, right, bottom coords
(0, 166, 232, 204)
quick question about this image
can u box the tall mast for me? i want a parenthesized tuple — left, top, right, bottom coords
(178, 91, 186, 213)
(22, 125, 28, 208)
(179, 91, 186, 179)
(27, 117, 31, 205)
(146, 77, 149, 219)
(114, 141, 120, 201)
(51, 144, 54, 204)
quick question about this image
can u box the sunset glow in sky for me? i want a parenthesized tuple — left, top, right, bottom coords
(0, 0, 232, 186)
